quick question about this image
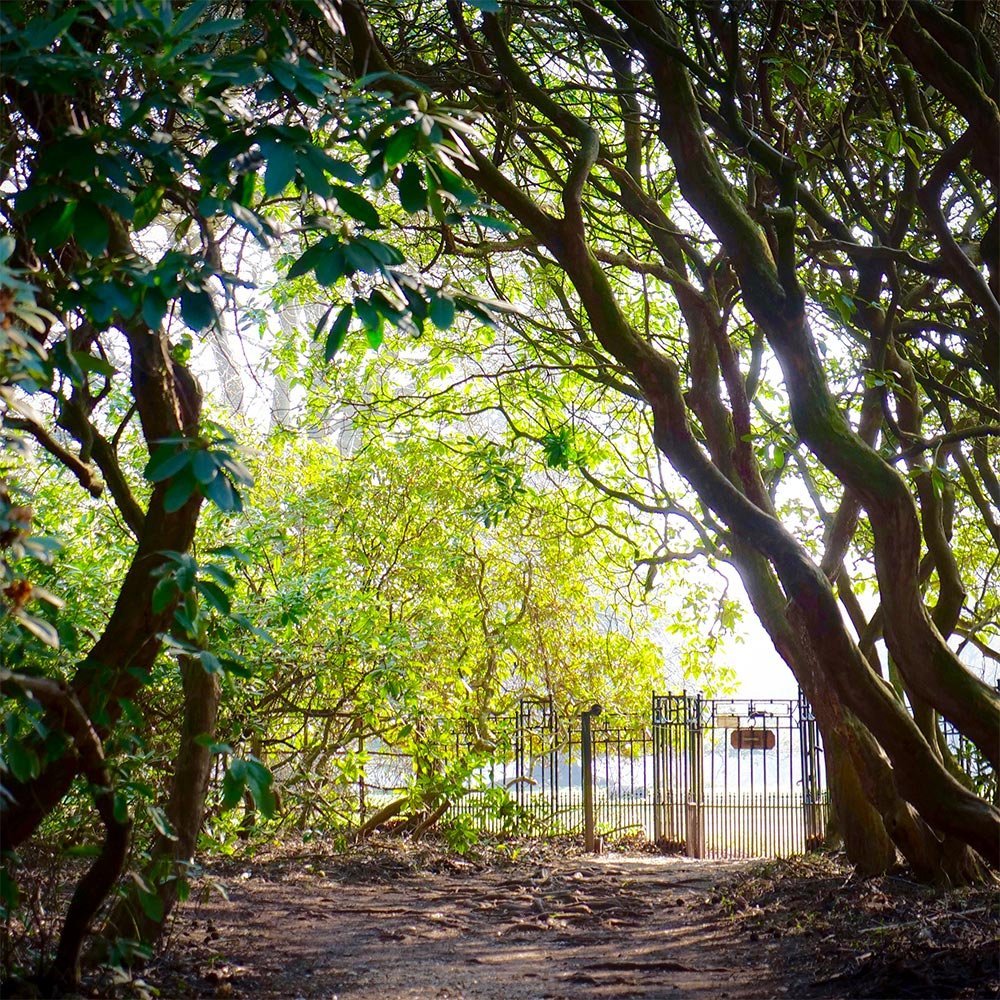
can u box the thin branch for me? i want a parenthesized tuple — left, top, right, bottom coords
(5, 417, 103, 498)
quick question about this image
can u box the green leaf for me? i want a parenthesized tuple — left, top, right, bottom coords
(197, 579, 231, 615)
(430, 296, 456, 330)
(138, 888, 165, 924)
(287, 244, 323, 280)
(314, 154, 362, 184)
(263, 142, 297, 197)
(355, 237, 403, 266)
(145, 447, 191, 483)
(29, 200, 77, 251)
(163, 468, 198, 512)
(191, 449, 219, 485)
(232, 171, 256, 208)
(230, 613, 272, 643)
(146, 804, 177, 840)
(208, 544, 251, 563)
(223, 201, 275, 245)
(244, 759, 277, 818)
(220, 456, 253, 485)
(192, 16, 244, 38)
(467, 212, 514, 233)
(134, 186, 165, 230)
(384, 125, 417, 168)
(203, 472, 240, 512)
(787, 62, 809, 86)
(17, 613, 60, 648)
(365, 321, 384, 350)
(171, 0, 211, 36)
(118, 697, 145, 730)
(180, 289, 216, 332)
(315, 247, 345, 286)
(296, 154, 332, 198)
(331, 186, 380, 229)
(313, 303, 335, 342)
(152, 575, 179, 614)
(222, 759, 248, 810)
(73, 201, 110, 256)
(73, 352, 116, 377)
(203, 563, 236, 588)
(3, 740, 40, 782)
(343, 242, 379, 275)
(198, 649, 225, 674)
(324, 305, 352, 360)
(355, 299, 378, 331)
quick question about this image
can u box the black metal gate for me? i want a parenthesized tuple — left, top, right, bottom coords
(438, 693, 829, 858)
(651, 693, 827, 858)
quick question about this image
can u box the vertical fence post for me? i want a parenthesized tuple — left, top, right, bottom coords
(652, 695, 663, 844)
(581, 703, 602, 852)
(686, 693, 705, 859)
(358, 733, 366, 825)
(798, 690, 823, 851)
(516, 700, 525, 810)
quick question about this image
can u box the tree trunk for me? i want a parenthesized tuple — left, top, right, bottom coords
(450, 149, 999, 870)
(624, 7, 1000, 768)
(0, 331, 204, 850)
(104, 656, 221, 950)
(819, 718, 898, 875)
(0, 672, 131, 989)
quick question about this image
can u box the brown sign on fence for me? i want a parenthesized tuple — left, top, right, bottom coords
(730, 727, 777, 750)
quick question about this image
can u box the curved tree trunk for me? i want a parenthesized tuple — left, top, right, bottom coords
(103, 656, 221, 952)
(620, 3, 1000, 767)
(0, 671, 131, 989)
(0, 323, 204, 849)
(823, 728, 896, 876)
(726, 547, 898, 875)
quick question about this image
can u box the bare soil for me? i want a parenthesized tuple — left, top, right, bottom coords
(128, 841, 997, 1000)
(7, 839, 996, 999)
(144, 842, 770, 999)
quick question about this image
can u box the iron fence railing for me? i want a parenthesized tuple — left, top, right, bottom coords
(347, 693, 992, 860)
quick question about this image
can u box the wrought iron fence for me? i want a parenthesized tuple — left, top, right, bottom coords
(651, 693, 827, 858)
(351, 692, 993, 860)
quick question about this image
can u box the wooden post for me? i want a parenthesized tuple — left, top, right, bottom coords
(581, 703, 602, 852)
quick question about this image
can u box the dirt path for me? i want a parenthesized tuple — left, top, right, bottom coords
(153, 850, 787, 999)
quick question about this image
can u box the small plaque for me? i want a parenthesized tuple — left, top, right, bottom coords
(731, 728, 776, 750)
(715, 714, 741, 729)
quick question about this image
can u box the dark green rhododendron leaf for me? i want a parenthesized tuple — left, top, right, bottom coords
(180, 288, 215, 332)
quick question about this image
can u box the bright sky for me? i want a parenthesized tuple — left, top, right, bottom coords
(714, 567, 998, 702)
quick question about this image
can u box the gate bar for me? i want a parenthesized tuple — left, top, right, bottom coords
(581, 703, 602, 852)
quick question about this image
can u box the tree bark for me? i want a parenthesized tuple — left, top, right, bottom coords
(0, 326, 204, 849)
(0, 672, 131, 989)
(621, 0, 1000, 772)
(103, 656, 221, 951)
(343, 0, 1000, 875)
